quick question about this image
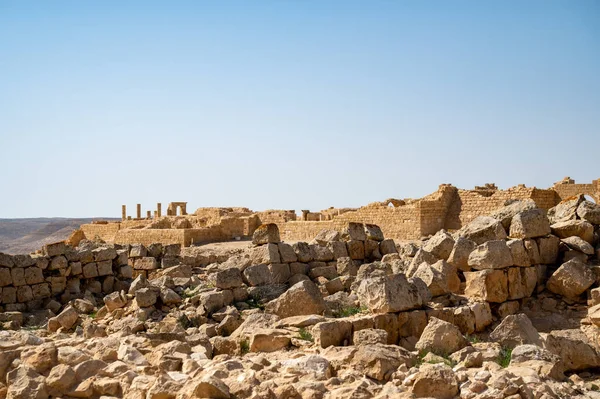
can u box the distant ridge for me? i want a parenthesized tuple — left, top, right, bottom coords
(0, 218, 119, 254)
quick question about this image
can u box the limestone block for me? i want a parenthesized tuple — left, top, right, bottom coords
(251, 244, 280, 264)
(364, 224, 384, 241)
(457, 216, 507, 245)
(97, 260, 113, 276)
(423, 230, 455, 260)
(264, 280, 326, 318)
(311, 245, 334, 262)
(336, 257, 359, 276)
(509, 209, 551, 239)
(252, 223, 280, 245)
(92, 247, 118, 262)
(562, 236, 594, 255)
(43, 242, 67, 257)
(24, 267, 44, 285)
(50, 276, 67, 294)
(82, 263, 98, 279)
(464, 269, 508, 303)
(289, 262, 309, 275)
(548, 196, 582, 224)
(379, 239, 397, 255)
(577, 201, 600, 225)
(13, 254, 36, 268)
(341, 222, 366, 241)
(547, 259, 595, 299)
(506, 239, 531, 267)
(268, 263, 291, 284)
(309, 266, 338, 280)
(467, 240, 513, 270)
(129, 244, 147, 258)
(134, 257, 159, 271)
(1, 286, 16, 304)
(11, 267, 26, 286)
(32, 283, 51, 299)
(364, 239, 382, 260)
(469, 302, 492, 332)
(292, 242, 313, 263)
(536, 235, 560, 264)
(70, 262, 82, 276)
(0, 253, 14, 268)
(357, 274, 424, 313)
(346, 240, 365, 260)
(0, 268, 12, 286)
(48, 256, 68, 271)
(447, 237, 476, 272)
(17, 285, 33, 303)
(507, 266, 537, 300)
(551, 220, 594, 243)
(277, 243, 297, 263)
(328, 241, 348, 259)
(312, 320, 352, 348)
(120, 265, 133, 279)
(243, 264, 271, 286)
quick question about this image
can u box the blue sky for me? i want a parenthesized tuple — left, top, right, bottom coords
(1, 1, 598, 218)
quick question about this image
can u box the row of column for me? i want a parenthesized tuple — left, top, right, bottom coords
(122, 203, 162, 221)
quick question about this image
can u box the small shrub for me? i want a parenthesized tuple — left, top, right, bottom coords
(246, 298, 265, 310)
(298, 328, 314, 342)
(88, 311, 97, 319)
(335, 306, 366, 318)
(240, 340, 250, 355)
(466, 334, 479, 344)
(497, 346, 512, 368)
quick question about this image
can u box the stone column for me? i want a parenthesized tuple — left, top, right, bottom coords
(136, 204, 141, 219)
(301, 210, 309, 221)
(157, 203, 162, 218)
(146, 211, 151, 219)
(122, 205, 127, 221)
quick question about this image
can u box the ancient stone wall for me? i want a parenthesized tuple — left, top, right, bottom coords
(553, 178, 600, 202)
(80, 223, 121, 242)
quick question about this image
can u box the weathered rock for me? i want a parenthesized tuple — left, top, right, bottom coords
(447, 236, 476, 272)
(190, 376, 231, 398)
(412, 260, 459, 297)
(103, 290, 128, 311)
(252, 223, 280, 245)
(210, 268, 243, 289)
(548, 195, 583, 224)
(135, 287, 158, 307)
(292, 242, 313, 263)
(353, 328, 388, 345)
(346, 240, 365, 260)
(489, 313, 542, 348)
(5, 366, 48, 399)
(510, 344, 565, 380)
(357, 273, 424, 313)
(410, 363, 459, 399)
(545, 329, 600, 371)
(351, 344, 415, 381)
(507, 266, 537, 300)
(281, 355, 332, 380)
(547, 259, 595, 298)
(415, 317, 468, 356)
(561, 236, 594, 255)
(491, 199, 538, 230)
(457, 216, 507, 245)
(242, 264, 271, 286)
(314, 229, 341, 246)
(249, 328, 290, 352)
(54, 306, 79, 330)
(551, 219, 595, 243)
(407, 249, 438, 277)
(509, 208, 551, 239)
(310, 245, 334, 262)
(341, 222, 366, 241)
(506, 239, 531, 267)
(468, 240, 513, 270)
(277, 242, 298, 263)
(577, 200, 600, 225)
(464, 269, 508, 303)
(312, 319, 352, 348)
(423, 230, 455, 260)
(264, 280, 326, 318)
(250, 243, 280, 265)
(336, 257, 359, 276)
(46, 364, 76, 396)
(364, 224, 384, 241)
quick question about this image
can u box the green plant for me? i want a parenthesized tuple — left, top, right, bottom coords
(88, 311, 97, 319)
(240, 340, 250, 355)
(298, 328, 314, 342)
(335, 306, 366, 318)
(465, 334, 479, 344)
(497, 346, 512, 368)
(245, 298, 265, 310)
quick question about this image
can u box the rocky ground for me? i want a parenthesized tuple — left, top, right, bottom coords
(2, 196, 600, 398)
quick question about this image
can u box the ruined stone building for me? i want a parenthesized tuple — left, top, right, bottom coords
(76, 177, 600, 247)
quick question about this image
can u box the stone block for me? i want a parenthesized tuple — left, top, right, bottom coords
(24, 267, 44, 285)
(464, 269, 508, 303)
(292, 242, 313, 263)
(379, 239, 397, 255)
(0, 268, 12, 286)
(313, 320, 352, 348)
(17, 285, 33, 303)
(1, 286, 16, 304)
(328, 241, 349, 259)
(70, 262, 82, 275)
(43, 242, 67, 257)
(346, 240, 365, 260)
(277, 243, 297, 263)
(11, 268, 26, 286)
(134, 257, 159, 270)
(82, 263, 99, 279)
(251, 244, 280, 264)
(129, 244, 147, 258)
(97, 260, 113, 276)
(93, 247, 117, 262)
(289, 262, 309, 275)
(341, 222, 366, 241)
(252, 223, 280, 245)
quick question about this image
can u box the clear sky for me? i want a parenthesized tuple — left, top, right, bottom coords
(1, 1, 599, 218)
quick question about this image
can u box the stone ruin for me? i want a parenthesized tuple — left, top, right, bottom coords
(76, 177, 600, 249)
(2, 182, 600, 397)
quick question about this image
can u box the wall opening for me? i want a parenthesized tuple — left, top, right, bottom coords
(584, 195, 596, 204)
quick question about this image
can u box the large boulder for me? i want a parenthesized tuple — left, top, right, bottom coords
(357, 274, 425, 313)
(341, 222, 366, 241)
(415, 317, 468, 356)
(410, 363, 459, 399)
(407, 249, 438, 277)
(264, 280, 326, 318)
(506, 239, 531, 267)
(447, 236, 477, 272)
(509, 208, 551, 239)
(423, 230, 454, 260)
(313, 229, 341, 246)
(464, 269, 508, 303)
(561, 236, 594, 255)
(548, 195, 583, 224)
(412, 260, 459, 297)
(252, 224, 280, 245)
(536, 235, 560, 264)
(351, 344, 415, 382)
(577, 200, 600, 225)
(546, 259, 595, 299)
(312, 320, 352, 348)
(490, 199, 538, 230)
(507, 266, 537, 300)
(489, 314, 542, 348)
(457, 216, 507, 245)
(551, 220, 594, 243)
(509, 344, 565, 380)
(467, 240, 513, 270)
(545, 329, 600, 371)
